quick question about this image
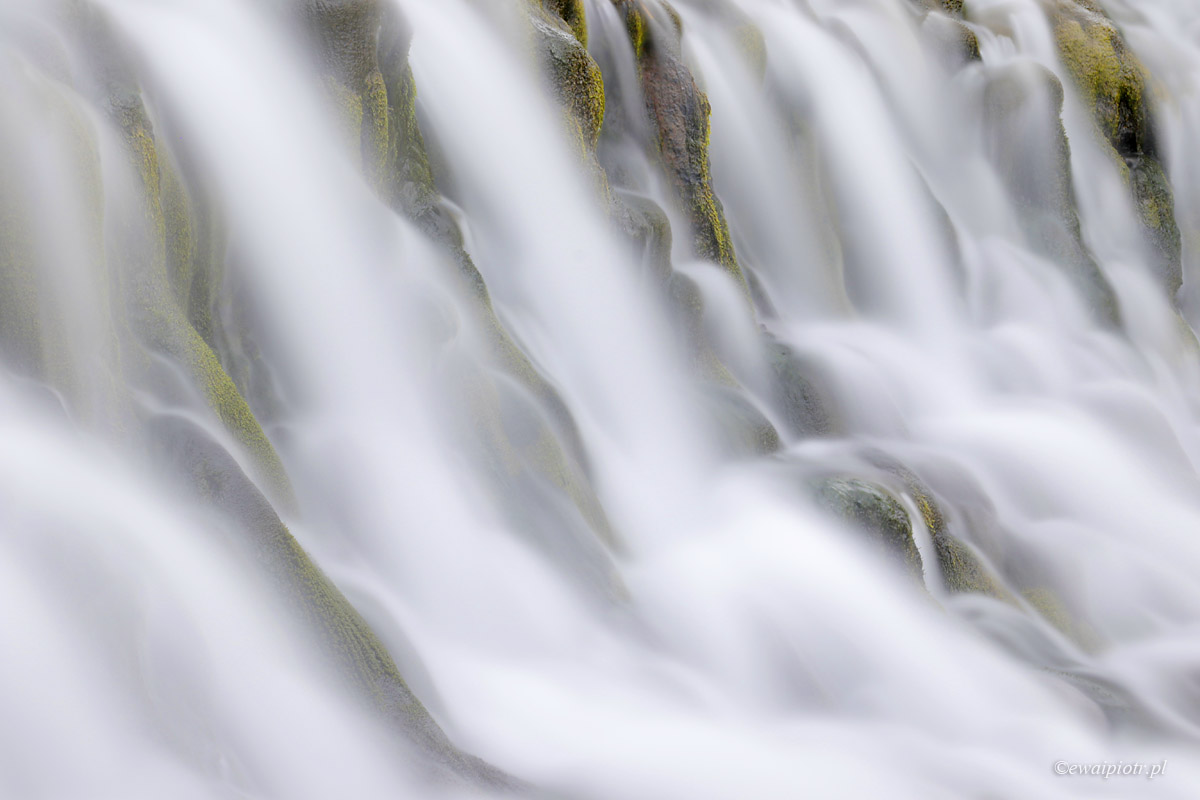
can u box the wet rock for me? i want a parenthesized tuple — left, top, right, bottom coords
(764, 335, 837, 439)
(42, 7, 521, 785)
(371, 5, 618, 550)
(916, 0, 980, 66)
(701, 383, 780, 457)
(611, 0, 745, 289)
(305, 0, 390, 179)
(1049, 0, 1182, 298)
(532, 8, 607, 151)
(812, 476, 924, 580)
(148, 414, 518, 790)
(1128, 155, 1181, 294)
(543, 0, 588, 47)
(864, 451, 1012, 600)
(614, 191, 674, 280)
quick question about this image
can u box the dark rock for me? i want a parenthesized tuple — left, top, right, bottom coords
(812, 476, 924, 580)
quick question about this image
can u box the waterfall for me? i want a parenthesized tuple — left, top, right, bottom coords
(1, 0, 1199, 796)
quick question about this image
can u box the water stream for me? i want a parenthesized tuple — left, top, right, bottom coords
(2, 0, 1200, 796)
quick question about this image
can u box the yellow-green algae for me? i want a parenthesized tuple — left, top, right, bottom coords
(1050, 1, 1182, 295)
(612, 0, 747, 292)
(160, 153, 195, 312)
(108, 93, 294, 508)
(306, 1, 392, 179)
(83, 6, 509, 775)
(180, 424, 511, 785)
(532, 10, 607, 152)
(544, 0, 588, 47)
(865, 452, 1014, 601)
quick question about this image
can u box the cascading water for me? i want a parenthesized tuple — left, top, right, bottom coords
(3, 0, 1200, 796)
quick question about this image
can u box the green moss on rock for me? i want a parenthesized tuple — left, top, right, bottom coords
(106, 85, 295, 507)
(533, 13, 607, 151)
(865, 452, 1013, 601)
(543, 0, 588, 47)
(361, 68, 391, 184)
(1128, 155, 1182, 294)
(1055, 16, 1142, 150)
(813, 476, 924, 580)
(1022, 587, 1073, 636)
(154, 415, 513, 787)
(160, 155, 195, 311)
(372, 7, 615, 546)
(1050, 1, 1182, 296)
(612, 0, 747, 292)
(307, 1, 394, 176)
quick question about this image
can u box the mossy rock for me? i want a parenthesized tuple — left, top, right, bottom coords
(0, 63, 124, 420)
(370, 6, 614, 548)
(611, 0, 746, 292)
(1022, 587, 1103, 652)
(0, 122, 52, 380)
(1049, 0, 1182, 296)
(1128, 155, 1182, 295)
(149, 414, 516, 788)
(664, 270, 745, 385)
(1022, 587, 1074, 637)
(532, 11, 607, 150)
(864, 451, 1012, 600)
(306, 0, 391, 181)
(812, 476, 924, 580)
(52, 4, 521, 783)
(701, 384, 781, 457)
(305, 0, 383, 88)
(1051, 3, 1147, 155)
(916, 0, 980, 65)
(103, 87, 296, 507)
(763, 335, 837, 439)
(614, 191, 674, 280)
(447, 361, 626, 595)
(543, 0, 587, 47)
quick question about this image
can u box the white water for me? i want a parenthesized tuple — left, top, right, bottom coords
(2, 0, 1200, 797)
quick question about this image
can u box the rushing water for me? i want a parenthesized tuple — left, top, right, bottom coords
(3, 0, 1200, 796)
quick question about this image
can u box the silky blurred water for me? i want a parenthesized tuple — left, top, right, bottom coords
(2, 0, 1200, 796)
